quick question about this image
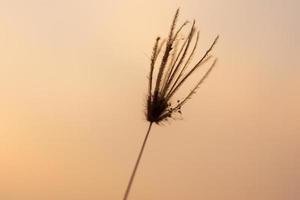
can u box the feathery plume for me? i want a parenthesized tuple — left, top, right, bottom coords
(146, 9, 219, 123)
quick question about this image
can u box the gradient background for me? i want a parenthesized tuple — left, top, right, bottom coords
(0, 0, 299, 199)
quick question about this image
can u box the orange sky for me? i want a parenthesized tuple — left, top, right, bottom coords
(0, 0, 299, 200)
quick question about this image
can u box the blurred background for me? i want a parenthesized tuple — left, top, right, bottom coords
(0, 0, 299, 199)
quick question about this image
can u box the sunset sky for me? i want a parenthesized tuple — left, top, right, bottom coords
(0, 0, 299, 199)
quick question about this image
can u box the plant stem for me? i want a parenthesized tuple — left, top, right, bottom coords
(122, 122, 153, 200)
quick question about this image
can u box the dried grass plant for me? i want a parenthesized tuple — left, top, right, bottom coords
(123, 9, 219, 200)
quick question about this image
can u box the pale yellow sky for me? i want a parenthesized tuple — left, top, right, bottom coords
(0, 0, 299, 200)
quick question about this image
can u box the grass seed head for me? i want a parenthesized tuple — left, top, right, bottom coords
(146, 8, 219, 124)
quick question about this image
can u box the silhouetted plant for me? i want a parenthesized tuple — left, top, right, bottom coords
(123, 8, 218, 200)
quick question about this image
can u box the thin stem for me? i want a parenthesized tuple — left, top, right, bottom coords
(122, 122, 153, 200)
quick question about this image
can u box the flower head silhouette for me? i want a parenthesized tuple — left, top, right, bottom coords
(146, 9, 218, 123)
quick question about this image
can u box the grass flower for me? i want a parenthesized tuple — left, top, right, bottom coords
(123, 8, 219, 200)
